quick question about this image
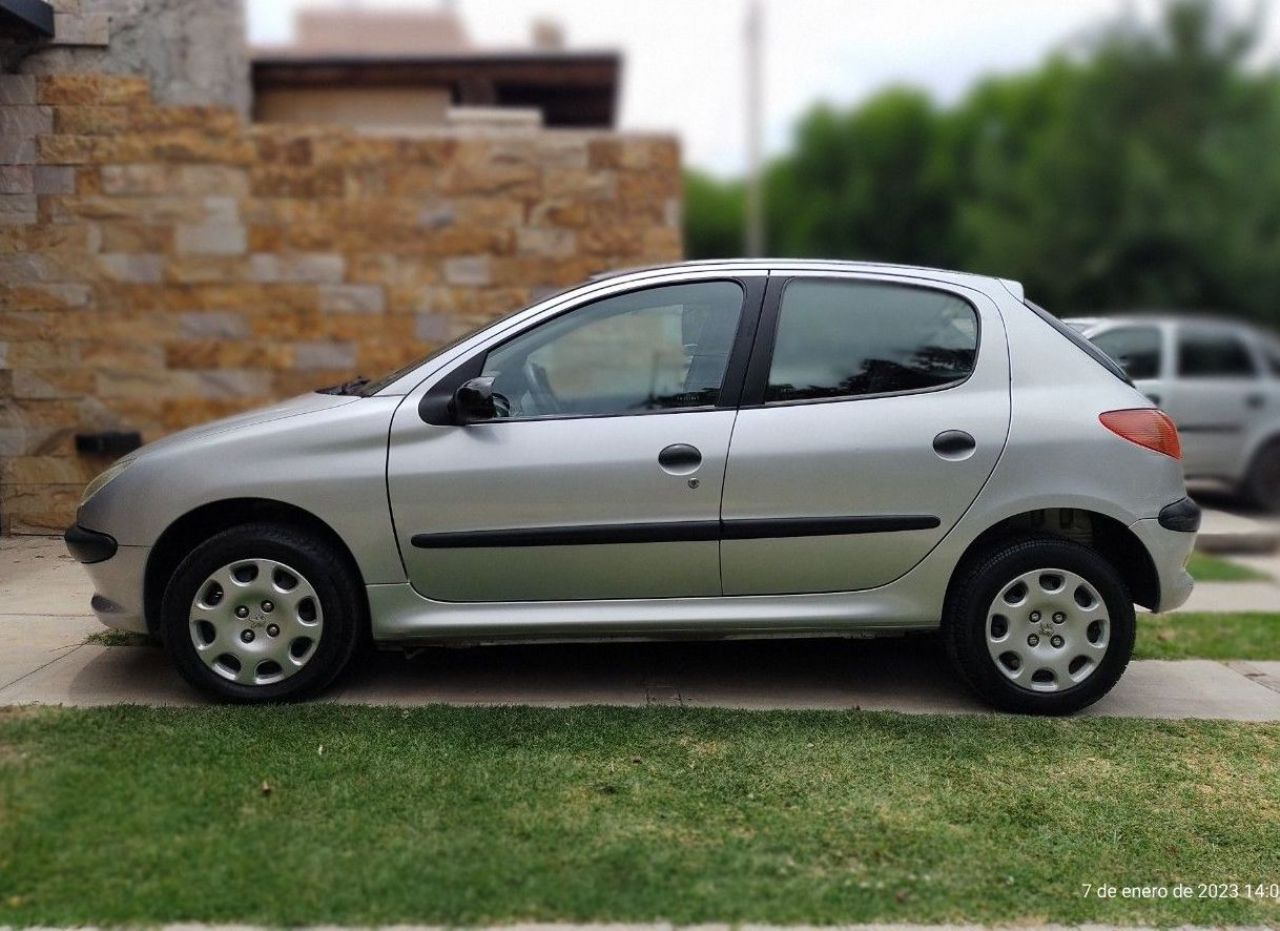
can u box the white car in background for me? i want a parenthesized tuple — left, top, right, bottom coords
(1070, 315, 1280, 511)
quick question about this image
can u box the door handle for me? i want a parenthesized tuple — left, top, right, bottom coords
(1246, 393, 1266, 410)
(933, 430, 976, 461)
(658, 444, 702, 475)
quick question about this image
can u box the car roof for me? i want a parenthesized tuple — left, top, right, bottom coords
(1064, 311, 1258, 331)
(587, 258, 1023, 297)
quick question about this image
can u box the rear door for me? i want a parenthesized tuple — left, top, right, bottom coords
(719, 272, 1011, 596)
(1165, 323, 1265, 479)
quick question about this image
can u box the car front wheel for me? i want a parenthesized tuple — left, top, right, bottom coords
(943, 536, 1136, 715)
(160, 522, 364, 703)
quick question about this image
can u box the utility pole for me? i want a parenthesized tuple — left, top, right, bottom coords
(744, 0, 765, 257)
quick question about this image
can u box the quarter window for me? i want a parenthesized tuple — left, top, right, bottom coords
(1177, 327, 1257, 379)
(482, 281, 744, 419)
(766, 280, 978, 403)
(1090, 326, 1163, 380)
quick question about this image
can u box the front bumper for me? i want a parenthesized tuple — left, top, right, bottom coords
(1129, 515, 1197, 613)
(64, 523, 150, 633)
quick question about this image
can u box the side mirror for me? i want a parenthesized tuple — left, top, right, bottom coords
(452, 376, 508, 424)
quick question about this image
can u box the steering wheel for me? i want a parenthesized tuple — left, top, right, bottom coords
(522, 359, 562, 415)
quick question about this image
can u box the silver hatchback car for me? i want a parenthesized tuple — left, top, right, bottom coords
(66, 260, 1198, 714)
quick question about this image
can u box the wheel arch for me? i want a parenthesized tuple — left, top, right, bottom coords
(948, 507, 1160, 612)
(144, 497, 368, 636)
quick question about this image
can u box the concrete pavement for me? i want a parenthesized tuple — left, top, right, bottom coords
(2, 536, 1279, 719)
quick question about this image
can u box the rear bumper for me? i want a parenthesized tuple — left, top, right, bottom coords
(1129, 516, 1196, 613)
(64, 524, 149, 633)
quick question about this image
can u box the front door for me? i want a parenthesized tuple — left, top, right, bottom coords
(387, 278, 760, 602)
(720, 274, 1011, 595)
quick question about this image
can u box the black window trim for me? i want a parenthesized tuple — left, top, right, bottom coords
(738, 274, 984, 409)
(1024, 300, 1134, 386)
(418, 276, 767, 426)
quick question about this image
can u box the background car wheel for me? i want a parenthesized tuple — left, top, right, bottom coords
(943, 536, 1135, 715)
(160, 522, 364, 703)
(1243, 439, 1280, 513)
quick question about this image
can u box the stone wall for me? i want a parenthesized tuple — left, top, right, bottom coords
(0, 73, 683, 533)
(9, 0, 251, 117)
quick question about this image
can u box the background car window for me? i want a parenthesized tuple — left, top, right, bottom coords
(1177, 326, 1257, 379)
(1264, 339, 1280, 376)
(483, 281, 744, 418)
(766, 280, 977, 403)
(1091, 326, 1163, 380)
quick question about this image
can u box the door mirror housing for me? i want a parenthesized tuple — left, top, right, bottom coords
(453, 376, 507, 424)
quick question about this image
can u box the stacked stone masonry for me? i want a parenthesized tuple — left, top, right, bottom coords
(0, 73, 684, 533)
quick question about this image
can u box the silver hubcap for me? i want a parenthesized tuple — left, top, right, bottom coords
(985, 568, 1110, 693)
(188, 558, 323, 686)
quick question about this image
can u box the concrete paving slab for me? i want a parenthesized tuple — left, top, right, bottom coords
(0, 613, 101, 690)
(4, 635, 1280, 720)
(0, 643, 204, 707)
(1194, 503, 1279, 554)
(0, 535, 91, 615)
(1172, 580, 1279, 613)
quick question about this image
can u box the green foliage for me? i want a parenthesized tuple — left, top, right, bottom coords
(687, 0, 1280, 325)
(1136, 611, 1280, 659)
(683, 169, 744, 259)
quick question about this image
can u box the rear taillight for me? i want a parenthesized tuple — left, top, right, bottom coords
(1099, 409, 1182, 460)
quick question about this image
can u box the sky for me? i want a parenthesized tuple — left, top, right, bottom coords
(247, 0, 1280, 177)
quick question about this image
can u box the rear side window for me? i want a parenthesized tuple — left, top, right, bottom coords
(1177, 326, 1257, 379)
(766, 280, 977, 403)
(1091, 326, 1163, 380)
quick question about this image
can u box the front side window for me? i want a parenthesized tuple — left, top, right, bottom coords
(1177, 326, 1257, 379)
(1091, 326, 1163, 380)
(482, 281, 744, 419)
(766, 279, 978, 403)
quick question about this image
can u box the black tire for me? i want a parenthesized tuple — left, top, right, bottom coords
(1243, 439, 1280, 513)
(160, 522, 365, 703)
(943, 536, 1136, 715)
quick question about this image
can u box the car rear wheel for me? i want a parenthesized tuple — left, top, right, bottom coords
(943, 536, 1135, 715)
(1243, 439, 1280, 513)
(161, 522, 364, 703)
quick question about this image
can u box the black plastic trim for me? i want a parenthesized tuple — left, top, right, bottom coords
(932, 430, 977, 456)
(657, 443, 702, 470)
(721, 515, 942, 540)
(412, 521, 721, 549)
(64, 523, 118, 564)
(411, 514, 940, 549)
(1158, 497, 1202, 533)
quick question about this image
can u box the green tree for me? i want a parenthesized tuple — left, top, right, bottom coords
(684, 0, 1280, 326)
(683, 170, 744, 259)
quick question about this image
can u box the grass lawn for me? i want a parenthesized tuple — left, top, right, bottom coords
(1187, 552, 1272, 582)
(1137, 612, 1280, 660)
(2, 705, 1278, 928)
